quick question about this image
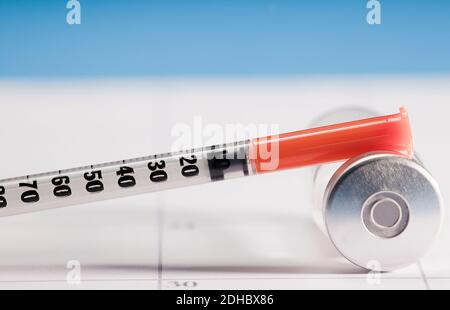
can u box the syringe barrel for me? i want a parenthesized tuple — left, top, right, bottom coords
(0, 142, 253, 217)
(311, 109, 443, 271)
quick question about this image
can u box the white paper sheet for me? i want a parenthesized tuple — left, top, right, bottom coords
(0, 77, 448, 289)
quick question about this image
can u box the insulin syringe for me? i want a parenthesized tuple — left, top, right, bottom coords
(0, 108, 412, 218)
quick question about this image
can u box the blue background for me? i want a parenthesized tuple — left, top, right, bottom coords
(0, 0, 449, 77)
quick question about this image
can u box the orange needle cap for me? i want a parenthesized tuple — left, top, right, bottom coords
(251, 107, 413, 173)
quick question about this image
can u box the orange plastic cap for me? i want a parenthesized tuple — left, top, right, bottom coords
(250, 107, 413, 173)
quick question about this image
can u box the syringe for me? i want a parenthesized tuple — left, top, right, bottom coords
(0, 108, 412, 218)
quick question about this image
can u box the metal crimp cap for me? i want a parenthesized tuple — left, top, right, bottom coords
(324, 152, 443, 271)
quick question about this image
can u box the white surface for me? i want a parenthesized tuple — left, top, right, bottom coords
(0, 77, 449, 290)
